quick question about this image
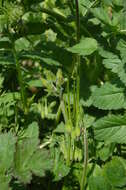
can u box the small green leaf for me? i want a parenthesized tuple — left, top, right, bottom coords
(15, 38, 31, 52)
(53, 160, 70, 181)
(67, 37, 98, 56)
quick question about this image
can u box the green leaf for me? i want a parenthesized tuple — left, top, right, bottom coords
(0, 175, 12, 190)
(14, 122, 39, 183)
(99, 46, 126, 86)
(0, 132, 16, 189)
(15, 38, 31, 52)
(91, 83, 126, 110)
(27, 79, 43, 87)
(22, 12, 43, 23)
(112, 0, 123, 6)
(53, 160, 70, 181)
(0, 132, 16, 173)
(103, 157, 126, 187)
(99, 47, 118, 59)
(14, 122, 52, 183)
(89, 176, 111, 190)
(88, 164, 112, 190)
(91, 7, 111, 25)
(67, 37, 98, 56)
(79, 0, 92, 16)
(94, 114, 126, 143)
(29, 149, 52, 177)
(54, 122, 65, 133)
(116, 39, 126, 62)
(103, 58, 121, 73)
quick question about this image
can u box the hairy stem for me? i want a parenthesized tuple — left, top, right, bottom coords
(81, 128, 88, 190)
(75, 0, 80, 122)
(13, 48, 28, 114)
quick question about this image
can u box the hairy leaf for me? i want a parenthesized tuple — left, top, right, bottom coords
(94, 114, 126, 143)
(14, 122, 39, 183)
(103, 157, 126, 187)
(0, 133, 16, 189)
(91, 83, 126, 110)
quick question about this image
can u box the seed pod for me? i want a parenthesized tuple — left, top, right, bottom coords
(29, 86, 38, 94)
(108, 6, 113, 20)
(65, 121, 72, 133)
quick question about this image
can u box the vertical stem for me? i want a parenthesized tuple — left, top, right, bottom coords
(81, 128, 88, 190)
(75, 0, 80, 123)
(75, 0, 80, 42)
(13, 48, 28, 114)
(67, 79, 71, 120)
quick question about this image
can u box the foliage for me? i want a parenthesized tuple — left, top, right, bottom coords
(0, 0, 126, 189)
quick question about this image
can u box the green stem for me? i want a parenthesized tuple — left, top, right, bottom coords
(67, 79, 71, 120)
(13, 48, 28, 114)
(75, 0, 81, 122)
(32, 6, 68, 22)
(75, 0, 80, 42)
(81, 128, 88, 190)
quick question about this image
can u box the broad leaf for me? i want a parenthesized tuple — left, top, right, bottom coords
(91, 7, 111, 25)
(14, 122, 39, 183)
(15, 38, 31, 52)
(0, 132, 16, 173)
(91, 83, 126, 110)
(88, 164, 112, 190)
(29, 149, 52, 177)
(14, 122, 52, 183)
(94, 114, 126, 143)
(67, 37, 98, 56)
(103, 157, 126, 187)
(0, 133, 16, 189)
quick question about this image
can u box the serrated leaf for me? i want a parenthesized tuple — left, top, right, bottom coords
(89, 176, 111, 190)
(103, 157, 126, 187)
(0, 133, 16, 189)
(99, 47, 118, 59)
(14, 122, 39, 183)
(102, 58, 121, 73)
(67, 37, 98, 56)
(0, 132, 16, 173)
(91, 83, 126, 110)
(117, 39, 126, 62)
(91, 7, 111, 25)
(99, 47, 126, 86)
(21, 122, 39, 140)
(88, 164, 112, 190)
(29, 149, 52, 177)
(94, 114, 126, 143)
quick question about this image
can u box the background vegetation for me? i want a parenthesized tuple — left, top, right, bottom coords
(0, 0, 126, 189)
